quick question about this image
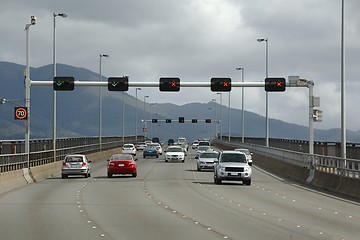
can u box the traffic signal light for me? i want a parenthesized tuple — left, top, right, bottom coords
(166, 119, 172, 123)
(108, 77, 129, 91)
(152, 119, 158, 123)
(179, 117, 185, 123)
(159, 77, 180, 92)
(211, 78, 231, 92)
(265, 78, 286, 92)
(205, 119, 212, 123)
(191, 119, 198, 123)
(53, 76, 74, 91)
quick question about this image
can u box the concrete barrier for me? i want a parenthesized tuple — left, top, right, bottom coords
(213, 141, 360, 201)
(0, 148, 122, 195)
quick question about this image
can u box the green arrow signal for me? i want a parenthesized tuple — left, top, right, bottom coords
(56, 81, 63, 86)
(111, 82, 119, 87)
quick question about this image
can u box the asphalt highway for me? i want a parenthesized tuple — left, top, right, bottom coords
(0, 148, 359, 240)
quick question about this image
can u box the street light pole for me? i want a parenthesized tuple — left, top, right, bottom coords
(217, 93, 222, 139)
(340, 0, 346, 163)
(135, 88, 141, 143)
(143, 95, 149, 139)
(257, 38, 269, 147)
(228, 92, 231, 141)
(236, 67, 245, 143)
(53, 12, 67, 163)
(122, 92, 125, 143)
(99, 54, 109, 151)
(25, 16, 36, 168)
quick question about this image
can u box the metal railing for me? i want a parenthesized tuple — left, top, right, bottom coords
(0, 136, 138, 173)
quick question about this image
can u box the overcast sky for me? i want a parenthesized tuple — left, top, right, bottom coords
(1, 0, 359, 131)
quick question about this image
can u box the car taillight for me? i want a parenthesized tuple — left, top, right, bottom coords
(62, 162, 67, 166)
(82, 162, 86, 166)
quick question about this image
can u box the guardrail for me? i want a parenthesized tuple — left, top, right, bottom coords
(0, 136, 138, 173)
(214, 139, 360, 179)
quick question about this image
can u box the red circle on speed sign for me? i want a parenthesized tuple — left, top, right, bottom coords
(14, 107, 28, 120)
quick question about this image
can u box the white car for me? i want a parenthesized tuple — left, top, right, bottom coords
(214, 150, 252, 185)
(197, 150, 219, 171)
(192, 141, 199, 149)
(136, 142, 147, 151)
(122, 144, 136, 156)
(234, 148, 253, 166)
(195, 145, 211, 159)
(164, 146, 185, 162)
(149, 143, 163, 155)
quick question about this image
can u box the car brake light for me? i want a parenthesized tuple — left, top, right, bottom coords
(62, 162, 67, 166)
(82, 162, 86, 166)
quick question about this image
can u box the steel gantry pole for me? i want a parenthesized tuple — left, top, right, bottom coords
(53, 12, 67, 163)
(135, 88, 141, 143)
(228, 92, 231, 141)
(143, 95, 149, 139)
(217, 93, 222, 139)
(25, 16, 36, 168)
(236, 67, 245, 143)
(257, 38, 269, 147)
(99, 54, 109, 151)
(340, 0, 347, 171)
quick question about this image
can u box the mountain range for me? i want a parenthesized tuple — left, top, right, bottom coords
(1, 61, 359, 143)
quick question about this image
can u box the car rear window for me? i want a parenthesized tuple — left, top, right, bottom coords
(167, 147, 183, 152)
(200, 152, 218, 158)
(123, 144, 134, 148)
(65, 156, 83, 162)
(111, 155, 132, 160)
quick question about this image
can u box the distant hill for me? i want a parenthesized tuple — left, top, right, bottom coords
(0, 61, 358, 142)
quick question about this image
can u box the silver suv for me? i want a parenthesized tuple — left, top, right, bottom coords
(214, 150, 252, 185)
(61, 154, 92, 179)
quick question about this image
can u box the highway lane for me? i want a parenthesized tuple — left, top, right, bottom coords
(0, 147, 359, 240)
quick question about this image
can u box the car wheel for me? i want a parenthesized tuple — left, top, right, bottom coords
(143, 155, 146, 158)
(156, 155, 159, 158)
(214, 175, 221, 184)
(132, 172, 137, 177)
(61, 174, 67, 179)
(165, 160, 168, 162)
(107, 173, 112, 178)
(197, 165, 201, 171)
(88, 172, 91, 177)
(84, 173, 88, 178)
(244, 179, 251, 186)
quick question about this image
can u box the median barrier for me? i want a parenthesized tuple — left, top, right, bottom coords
(0, 147, 122, 195)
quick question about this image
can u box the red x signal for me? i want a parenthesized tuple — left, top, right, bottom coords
(171, 81, 177, 87)
(276, 81, 283, 87)
(223, 81, 229, 87)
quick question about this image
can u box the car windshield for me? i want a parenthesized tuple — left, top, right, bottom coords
(111, 155, 132, 160)
(65, 156, 83, 162)
(167, 147, 183, 152)
(199, 152, 218, 158)
(221, 153, 247, 163)
(236, 149, 250, 155)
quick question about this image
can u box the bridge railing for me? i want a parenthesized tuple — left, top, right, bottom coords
(214, 139, 360, 179)
(0, 136, 137, 173)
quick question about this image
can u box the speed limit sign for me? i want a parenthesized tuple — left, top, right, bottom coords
(14, 107, 28, 120)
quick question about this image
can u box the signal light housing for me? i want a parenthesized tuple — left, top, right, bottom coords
(211, 78, 231, 92)
(53, 76, 75, 91)
(265, 78, 286, 92)
(108, 76, 129, 91)
(159, 77, 180, 92)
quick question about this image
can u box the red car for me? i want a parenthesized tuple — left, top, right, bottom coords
(107, 154, 137, 178)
